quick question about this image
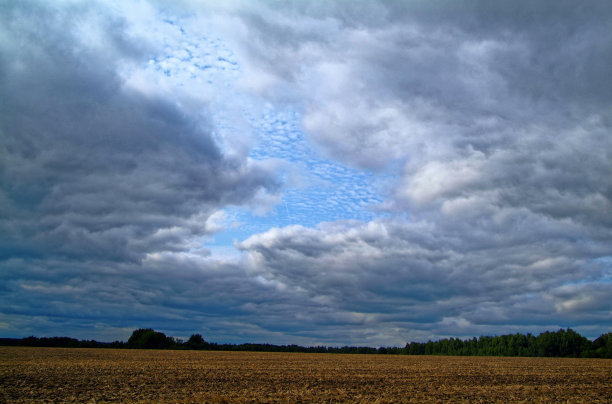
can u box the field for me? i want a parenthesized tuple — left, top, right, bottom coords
(1, 347, 610, 403)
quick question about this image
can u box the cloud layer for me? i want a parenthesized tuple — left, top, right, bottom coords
(223, 0, 612, 339)
(0, 2, 276, 262)
(1, 1, 610, 345)
(0, 1, 279, 340)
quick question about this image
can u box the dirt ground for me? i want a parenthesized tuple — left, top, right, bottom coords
(1, 347, 610, 403)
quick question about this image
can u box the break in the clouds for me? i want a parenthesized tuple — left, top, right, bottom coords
(1, 1, 611, 345)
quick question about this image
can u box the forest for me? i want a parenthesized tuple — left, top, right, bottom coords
(1, 328, 610, 358)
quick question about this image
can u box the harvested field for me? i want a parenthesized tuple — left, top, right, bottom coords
(0, 347, 610, 403)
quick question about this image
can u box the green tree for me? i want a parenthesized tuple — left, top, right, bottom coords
(126, 328, 175, 349)
(592, 333, 612, 358)
(184, 334, 207, 350)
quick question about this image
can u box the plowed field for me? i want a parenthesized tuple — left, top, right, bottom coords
(1, 347, 610, 403)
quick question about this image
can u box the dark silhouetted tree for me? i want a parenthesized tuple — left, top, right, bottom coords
(592, 332, 612, 358)
(184, 334, 207, 350)
(126, 328, 175, 349)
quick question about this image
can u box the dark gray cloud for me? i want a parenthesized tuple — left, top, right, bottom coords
(0, 1, 276, 263)
(0, 1, 282, 340)
(1, 1, 611, 345)
(0, 253, 295, 343)
(238, 217, 612, 341)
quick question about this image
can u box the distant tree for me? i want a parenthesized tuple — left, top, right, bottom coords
(184, 334, 207, 350)
(7, 327, 611, 357)
(110, 340, 125, 349)
(592, 333, 612, 358)
(126, 328, 175, 349)
(401, 329, 602, 358)
(534, 329, 590, 357)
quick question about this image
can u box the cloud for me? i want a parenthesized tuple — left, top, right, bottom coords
(224, 1, 612, 339)
(0, 2, 284, 342)
(0, 1, 277, 263)
(219, 1, 612, 220)
(238, 215, 611, 341)
(1, 1, 611, 346)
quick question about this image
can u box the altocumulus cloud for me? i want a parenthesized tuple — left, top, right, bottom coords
(1, 0, 611, 345)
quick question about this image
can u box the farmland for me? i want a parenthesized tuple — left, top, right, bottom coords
(1, 347, 610, 403)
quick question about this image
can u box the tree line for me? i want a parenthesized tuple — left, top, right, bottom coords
(2, 328, 610, 358)
(404, 329, 611, 358)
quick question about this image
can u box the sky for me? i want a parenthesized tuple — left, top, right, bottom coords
(1, 0, 611, 346)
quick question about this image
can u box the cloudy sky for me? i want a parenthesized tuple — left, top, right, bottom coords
(1, 0, 611, 346)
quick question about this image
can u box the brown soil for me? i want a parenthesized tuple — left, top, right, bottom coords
(1, 347, 610, 403)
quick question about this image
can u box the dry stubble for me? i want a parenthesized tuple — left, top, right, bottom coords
(0, 347, 610, 403)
